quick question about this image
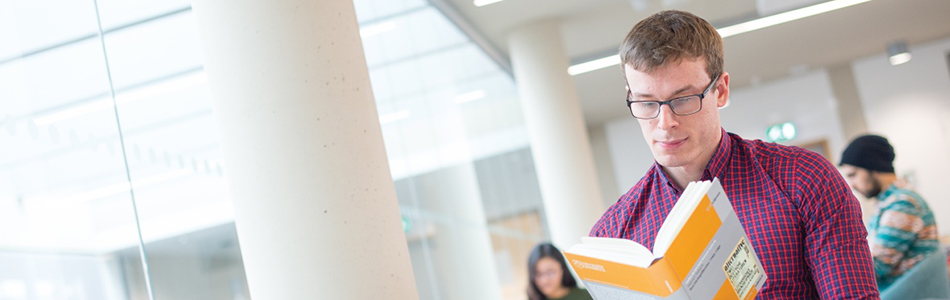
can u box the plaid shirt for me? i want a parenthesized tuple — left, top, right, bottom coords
(591, 130, 879, 299)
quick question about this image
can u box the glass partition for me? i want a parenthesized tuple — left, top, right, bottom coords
(356, 1, 549, 300)
(94, 3, 248, 298)
(1, 0, 548, 299)
(0, 0, 150, 299)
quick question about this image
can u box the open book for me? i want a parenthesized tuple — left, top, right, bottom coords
(563, 178, 766, 300)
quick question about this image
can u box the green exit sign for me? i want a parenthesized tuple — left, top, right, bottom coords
(402, 216, 411, 233)
(765, 122, 796, 143)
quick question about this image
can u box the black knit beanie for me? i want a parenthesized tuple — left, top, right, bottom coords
(839, 135, 895, 173)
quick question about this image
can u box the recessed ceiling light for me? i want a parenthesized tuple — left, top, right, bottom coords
(887, 41, 912, 65)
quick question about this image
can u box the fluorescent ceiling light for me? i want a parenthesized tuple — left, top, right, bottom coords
(474, 0, 505, 7)
(567, 55, 621, 76)
(379, 110, 411, 124)
(33, 99, 113, 126)
(359, 21, 397, 37)
(117, 72, 207, 104)
(46, 182, 132, 208)
(28, 169, 193, 210)
(717, 0, 872, 38)
(33, 72, 207, 126)
(454, 90, 486, 104)
(567, 0, 874, 76)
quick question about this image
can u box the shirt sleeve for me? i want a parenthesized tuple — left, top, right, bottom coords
(869, 199, 925, 280)
(589, 199, 626, 238)
(795, 151, 879, 299)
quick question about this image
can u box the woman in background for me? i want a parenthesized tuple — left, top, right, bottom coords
(527, 243, 593, 300)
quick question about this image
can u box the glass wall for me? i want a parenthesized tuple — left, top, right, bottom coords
(96, 2, 247, 298)
(1, 0, 246, 299)
(0, 0, 148, 299)
(355, 1, 548, 299)
(1, 0, 548, 299)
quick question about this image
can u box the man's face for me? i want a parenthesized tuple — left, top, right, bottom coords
(840, 164, 882, 198)
(623, 58, 729, 169)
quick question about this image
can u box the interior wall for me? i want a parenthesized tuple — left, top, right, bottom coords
(394, 148, 548, 300)
(851, 36, 950, 235)
(117, 223, 249, 300)
(473, 148, 544, 221)
(721, 69, 847, 163)
(487, 211, 544, 300)
(603, 117, 652, 196)
(588, 125, 621, 207)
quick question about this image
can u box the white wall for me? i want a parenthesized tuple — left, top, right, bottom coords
(722, 70, 848, 163)
(589, 125, 621, 207)
(602, 70, 848, 195)
(851, 36, 950, 234)
(604, 117, 652, 196)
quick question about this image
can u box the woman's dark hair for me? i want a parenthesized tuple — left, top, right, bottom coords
(527, 243, 577, 300)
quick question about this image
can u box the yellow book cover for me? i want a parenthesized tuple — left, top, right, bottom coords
(563, 178, 766, 300)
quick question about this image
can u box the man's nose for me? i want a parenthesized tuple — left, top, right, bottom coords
(655, 104, 679, 129)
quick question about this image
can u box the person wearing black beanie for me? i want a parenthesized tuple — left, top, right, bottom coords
(839, 134, 939, 291)
(839, 135, 896, 198)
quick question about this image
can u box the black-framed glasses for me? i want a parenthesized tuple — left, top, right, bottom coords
(625, 74, 721, 120)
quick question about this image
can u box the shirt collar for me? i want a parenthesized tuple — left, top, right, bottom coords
(702, 128, 732, 181)
(653, 161, 677, 192)
(875, 183, 901, 204)
(653, 127, 731, 192)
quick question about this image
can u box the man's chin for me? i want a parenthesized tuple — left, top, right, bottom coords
(654, 156, 687, 168)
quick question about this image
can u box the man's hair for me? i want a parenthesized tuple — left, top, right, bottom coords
(619, 10, 723, 78)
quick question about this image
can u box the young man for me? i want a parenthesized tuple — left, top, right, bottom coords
(589, 10, 879, 298)
(839, 134, 939, 290)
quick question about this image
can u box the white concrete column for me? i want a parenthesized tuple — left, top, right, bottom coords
(190, 1, 419, 299)
(508, 20, 605, 249)
(410, 163, 503, 300)
(829, 63, 869, 140)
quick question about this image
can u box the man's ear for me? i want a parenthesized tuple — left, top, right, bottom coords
(870, 170, 887, 181)
(716, 71, 730, 108)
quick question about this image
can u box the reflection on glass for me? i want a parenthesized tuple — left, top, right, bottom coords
(96, 4, 250, 300)
(0, 0, 148, 299)
(2, 0, 249, 299)
(112, 224, 247, 300)
(356, 2, 547, 300)
(4, 0, 546, 298)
